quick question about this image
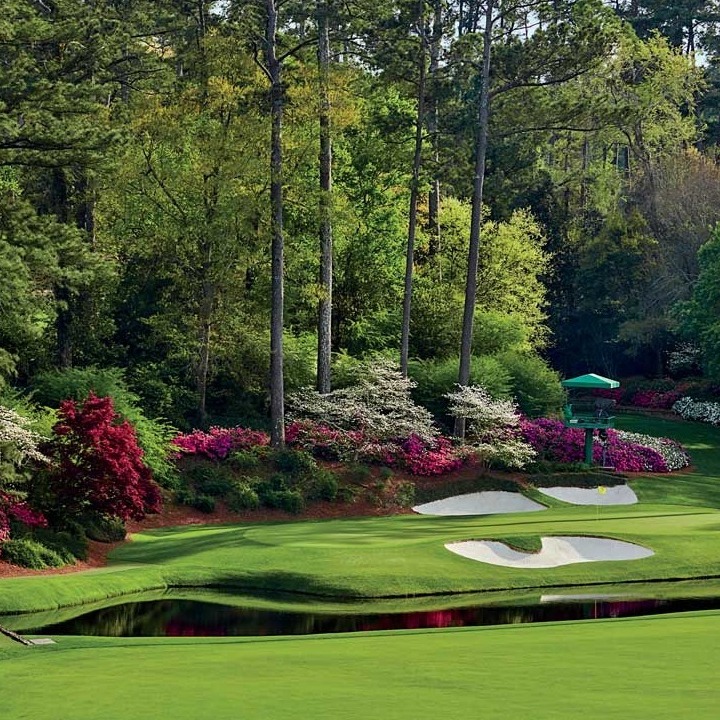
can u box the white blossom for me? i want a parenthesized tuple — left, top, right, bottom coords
(0, 406, 49, 465)
(672, 396, 720, 426)
(445, 385, 536, 469)
(288, 360, 438, 442)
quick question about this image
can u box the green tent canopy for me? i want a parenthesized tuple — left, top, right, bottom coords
(561, 373, 620, 389)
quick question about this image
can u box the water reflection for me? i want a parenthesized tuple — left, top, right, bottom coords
(24, 595, 720, 638)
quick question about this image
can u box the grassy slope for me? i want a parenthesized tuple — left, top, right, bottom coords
(1, 612, 718, 720)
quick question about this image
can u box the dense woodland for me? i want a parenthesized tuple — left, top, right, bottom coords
(3, 0, 720, 438)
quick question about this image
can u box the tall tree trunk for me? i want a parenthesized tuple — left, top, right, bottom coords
(197, 251, 214, 427)
(427, 0, 443, 258)
(51, 170, 73, 369)
(400, 2, 428, 377)
(316, 0, 333, 394)
(266, 0, 285, 447)
(454, 0, 494, 439)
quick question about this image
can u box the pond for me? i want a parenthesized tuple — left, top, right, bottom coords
(14, 581, 720, 638)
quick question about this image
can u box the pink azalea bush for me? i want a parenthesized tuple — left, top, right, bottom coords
(286, 420, 466, 476)
(173, 427, 270, 460)
(0, 493, 47, 542)
(630, 389, 682, 409)
(519, 418, 688, 473)
(175, 420, 467, 477)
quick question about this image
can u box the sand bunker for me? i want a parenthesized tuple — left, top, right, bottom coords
(446, 536, 653, 568)
(412, 491, 546, 516)
(537, 485, 638, 505)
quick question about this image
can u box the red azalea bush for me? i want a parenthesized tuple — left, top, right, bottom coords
(173, 426, 270, 460)
(519, 418, 673, 472)
(45, 393, 162, 521)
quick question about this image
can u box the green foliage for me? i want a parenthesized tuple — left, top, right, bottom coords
(676, 225, 720, 379)
(496, 351, 566, 417)
(304, 470, 339, 502)
(30, 527, 89, 563)
(227, 450, 261, 472)
(184, 464, 234, 498)
(83, 515, 127, 544)
(271, 449, 318, 479)
(1, 538, 65, 569)
(473, 311, 535, 356)
(276, 490, 305, 515)
(191, 494, 216, 514)
(409, 203, 550, 360)
(226, 480, 261, 512)
(409, 355, 512, 421)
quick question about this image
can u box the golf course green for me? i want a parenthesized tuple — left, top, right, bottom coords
(1, 413, 719, 719)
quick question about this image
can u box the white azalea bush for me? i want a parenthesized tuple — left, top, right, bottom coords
(614, 430, 690, 471)
(445, 385, 536, 469)
(672, 396, 720, 426)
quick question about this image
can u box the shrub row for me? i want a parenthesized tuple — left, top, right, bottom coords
(520, 418, 689, 473)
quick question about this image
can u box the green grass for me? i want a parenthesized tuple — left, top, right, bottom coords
(0, 503, 718, 613)
(0, 612, 718, 719)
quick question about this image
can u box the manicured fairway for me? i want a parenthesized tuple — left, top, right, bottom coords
(1, 503, 719, 613)
(1, 612, 718, 719)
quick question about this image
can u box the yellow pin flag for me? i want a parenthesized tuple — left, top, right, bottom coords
(598, 486, 607, 495)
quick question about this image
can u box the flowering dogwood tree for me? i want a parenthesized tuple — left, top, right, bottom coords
(0, 406, 49, 542)
(289, 361, 438, 442)
(0, 406, 48, 466)
(445, 385, 536, 468)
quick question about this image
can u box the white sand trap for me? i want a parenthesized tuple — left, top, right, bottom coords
(413, 491, 546, 516)
(446, 536, 653, 568)
(537, 485, 638, 505)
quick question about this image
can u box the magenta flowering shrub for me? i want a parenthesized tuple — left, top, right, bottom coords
(0, 493, 47, 542)
(285, 421, 365, 460)
(397, 435, 466, 476)
(519, 418, 682, 472)
(630, 390, 682, 409)
(175, 421, 468, 477)
(592, 383, 683, 410)
(173, 427, 270, 460)
(286, 421, 466, 476)
(592, 388, 624, 402)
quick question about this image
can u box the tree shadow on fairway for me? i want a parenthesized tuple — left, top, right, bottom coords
(111, 525, 271, 565)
